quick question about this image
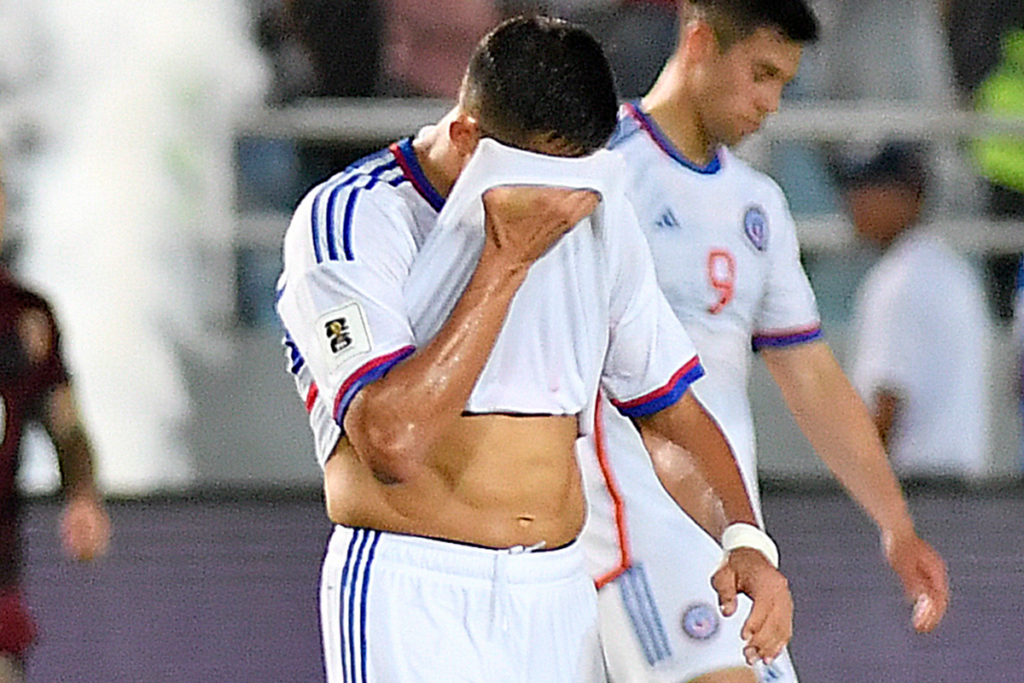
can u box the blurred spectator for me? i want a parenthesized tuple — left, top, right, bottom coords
(253, 0, 319, 104)
(256, 0, 498, 101)
(971, 28, 1024, 218)
(379, 0, 500, 98)
(771, 0, 963, 215)
(944, 0, 1024, 105)
(543, 0, 678, 98)
(284, 0, 384, 99)
(842, 142, 992, 483)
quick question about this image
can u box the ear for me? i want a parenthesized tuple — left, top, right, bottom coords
(449, 111, 482, 160)
(682, 19, 720, 66)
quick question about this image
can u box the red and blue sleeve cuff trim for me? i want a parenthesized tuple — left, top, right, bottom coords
(332, 345, 416, 429)
(611, 356, 704, 418)
(752, 325, 823, 351)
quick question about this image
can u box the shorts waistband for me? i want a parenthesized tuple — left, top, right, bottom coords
(326, 525, 584, 584)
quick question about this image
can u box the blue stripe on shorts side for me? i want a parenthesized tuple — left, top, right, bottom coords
(619, 564, 673, 665)
(360, 532, 381, 683)
(338, 529, 361, 682)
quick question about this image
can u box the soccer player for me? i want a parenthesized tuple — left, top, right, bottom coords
(275, 15, 792, 683)
(579, 2, 951, 682)
(0, 173, 111, 680)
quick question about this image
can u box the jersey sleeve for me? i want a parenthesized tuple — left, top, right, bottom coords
(275, 185, 418, 442)
(601, 200, 705, 418)
(751, 191, 823, 351)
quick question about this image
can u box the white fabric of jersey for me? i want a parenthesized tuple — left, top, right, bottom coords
(276, 134, 704, 469)
(851, 230, 991, 478)
(578, 103, 820, 683)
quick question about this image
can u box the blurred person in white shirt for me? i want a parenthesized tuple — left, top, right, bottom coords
(844, 142, 992, 483)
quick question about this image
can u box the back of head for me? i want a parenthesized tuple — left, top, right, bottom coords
(461, 15, 619, 156)
(838, 142, 929, 199)
(681, 0, 819, 48)
(837, 142, 928, 246)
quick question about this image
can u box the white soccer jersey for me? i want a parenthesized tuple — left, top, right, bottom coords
(578, 102, 820, 683)
(580, 99, 820, 595)
(276, 136, 704, 468)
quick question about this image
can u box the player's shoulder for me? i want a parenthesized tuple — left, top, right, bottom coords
(607, 107, 645, 153)
(0, 272, 55, 319)
(299, 144, 413, 217)
(286, 142, 426, 264)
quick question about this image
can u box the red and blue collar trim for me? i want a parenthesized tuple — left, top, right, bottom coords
(390, 138, 445, 212)
(623, 101, 722, 175)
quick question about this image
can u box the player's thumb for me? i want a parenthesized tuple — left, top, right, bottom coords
(711, 563, 739, 617)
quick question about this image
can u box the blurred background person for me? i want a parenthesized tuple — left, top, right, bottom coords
(378, 0, 500, 99)
(842, 142, 992, 484)
(969, 26, 1024, 219)
(539, 0, 679, 98)
(0, 161, 110, 683)
(15, 0, 269, 494)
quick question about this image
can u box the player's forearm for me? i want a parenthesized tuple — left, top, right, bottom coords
(45, 385, 100, 498)
(344, 253, 528, 482)
(637, 392, 759, 534)
(763, 343, 916, 539)
(53, 423, 99, 497)
(644, 430, 729, 540)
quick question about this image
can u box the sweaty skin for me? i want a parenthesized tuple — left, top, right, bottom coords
(325, 415, 584, 549)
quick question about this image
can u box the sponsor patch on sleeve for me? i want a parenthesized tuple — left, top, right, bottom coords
(316, 302, 372, 372)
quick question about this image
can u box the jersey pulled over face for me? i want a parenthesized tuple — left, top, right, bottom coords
(275, 137, 704, 470)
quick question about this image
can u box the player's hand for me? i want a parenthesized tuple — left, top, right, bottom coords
(882, 529, 949, 633)
(60, 492, 111, 562)
(481, 186, 598, 270)
(712, 547, 793, 666)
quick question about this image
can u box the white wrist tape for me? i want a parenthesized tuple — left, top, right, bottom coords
(721, 523, 779, 569)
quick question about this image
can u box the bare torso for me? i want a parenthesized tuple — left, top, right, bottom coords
(324, 413, 585, 549)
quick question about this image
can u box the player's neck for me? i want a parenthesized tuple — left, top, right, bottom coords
(411, 113, 463, 199)
(641, 63, 715, 166)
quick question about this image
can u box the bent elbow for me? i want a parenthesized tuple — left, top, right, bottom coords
(344, 397, 426, 484)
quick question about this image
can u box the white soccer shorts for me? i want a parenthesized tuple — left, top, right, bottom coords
(320, 525, 606, 683)
(598, 514, 798, 683)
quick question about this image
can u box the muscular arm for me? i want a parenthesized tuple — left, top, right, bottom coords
(761, 340, 948, 632)
(343, 187, 598, 483)
(636, 391, 791, 664)
(44, 384, 98, 497)
(635, 391, 757, 530)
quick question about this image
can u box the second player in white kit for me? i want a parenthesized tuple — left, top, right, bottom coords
(577, 2, 951, 682)
(580, 102, 816, 683)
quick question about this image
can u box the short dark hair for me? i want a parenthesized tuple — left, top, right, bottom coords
(837, 142, 929, 198)
(461, 15, 619, 156)
(681, 0, 819, 49)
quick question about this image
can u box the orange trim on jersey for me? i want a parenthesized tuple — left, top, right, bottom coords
(305, 383, 319, 412)
(593, 394, 633, 589)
